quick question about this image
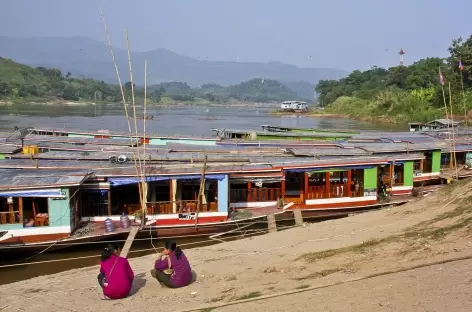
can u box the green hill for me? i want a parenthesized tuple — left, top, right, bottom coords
(0, 58, 304, 104)
(315, 36, 472, 122)
(0, 57, 120, 102)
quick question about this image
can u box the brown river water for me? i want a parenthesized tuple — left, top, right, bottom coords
(0, 104, 404, 285)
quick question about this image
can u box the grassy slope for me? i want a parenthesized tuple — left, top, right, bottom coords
(0, 57, 49, 86)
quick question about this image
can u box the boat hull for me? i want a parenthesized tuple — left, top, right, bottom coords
(0, 214, 267, 255)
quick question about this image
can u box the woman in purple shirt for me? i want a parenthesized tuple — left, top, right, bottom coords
(97, 243, 135, 299)
(151, 240, 192, 288)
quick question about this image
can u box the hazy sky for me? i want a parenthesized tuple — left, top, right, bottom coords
(1, 0, 470, 71)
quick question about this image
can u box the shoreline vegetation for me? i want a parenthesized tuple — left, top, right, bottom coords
(0, 57, 310, 108)
(0, 98, 278, 108)
(312, 35, 472, 124)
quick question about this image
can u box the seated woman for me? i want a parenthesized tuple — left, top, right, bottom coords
(151, 240, 192, 288)
(97, 243, 134, 299)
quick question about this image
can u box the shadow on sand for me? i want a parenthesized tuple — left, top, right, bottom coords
(129, 273, 147, 296)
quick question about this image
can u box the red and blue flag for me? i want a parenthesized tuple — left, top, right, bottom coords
(439, 70, 445, 85)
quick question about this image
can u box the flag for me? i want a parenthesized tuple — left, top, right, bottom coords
(439, 70, 445, 86)
(459, 57, 464, 71)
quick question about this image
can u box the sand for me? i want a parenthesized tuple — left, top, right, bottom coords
(1, 180, 472, 312)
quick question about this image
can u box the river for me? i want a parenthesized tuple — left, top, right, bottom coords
(0, 103, 405, 134)
(0, 104, 403, 285)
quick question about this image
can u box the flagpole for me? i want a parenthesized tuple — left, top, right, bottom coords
(459, 57, 468, 140)
(448, 82, 459, 179)
(439, 67, 452, 165)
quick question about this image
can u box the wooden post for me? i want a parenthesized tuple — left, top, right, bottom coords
(293, 209, 303, 226)
(420, 159, 424, 172)
(304, 172, 309, 203)
(18, 197, 23, 224)
(347, 170, 352, 197)
(267, 213, 277, 233)
(194, 155, 208, 226)
(8, 202, 14, 224)
(120, 226, 139, 258)
(325, 172, 331, 198)
(107, 189, 112, 216)
(247, 181, 252, 202)
(281, 171, 286, 199)
(299, 173, 304, 203)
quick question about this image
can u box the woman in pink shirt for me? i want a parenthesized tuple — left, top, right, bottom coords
(97, 243, 134, 299)
(151, 240, 192, 288)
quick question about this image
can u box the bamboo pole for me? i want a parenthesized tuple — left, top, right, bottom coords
(98, 1, 145, 256)
(460, 64, 469, 140)
(194, 155, 208, 227)
(439, 68, 453, 159)
(125, 28, 145, 217)
(449, 82, 459, 180)
(142, 60, 148, 216)
(98, 0, 143, 215)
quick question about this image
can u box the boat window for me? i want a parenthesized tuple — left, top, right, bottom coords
(0, 198, 21, 225)
(414, 160, 421, 171)
(22, 198, 49, 227)
(351, 169, 364, 197)
(81, 190, 109, 217)
(393, 164, 404, 186)
(440, 154, 450, 169)
(110, 184, 140, 215)
(423, 153, 433, 173)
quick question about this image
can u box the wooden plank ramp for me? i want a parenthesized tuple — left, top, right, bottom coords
(120, 226, 139, 258)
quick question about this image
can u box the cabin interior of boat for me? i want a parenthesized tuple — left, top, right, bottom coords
(230, 181, 282, 203)
(0, 197, 49, 227)
(440, 151, 471, 169)
(79, 178, 220, 217)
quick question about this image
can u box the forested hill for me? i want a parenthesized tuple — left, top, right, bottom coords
(0, 57, 302, 104)
(315, 36, 472, 122)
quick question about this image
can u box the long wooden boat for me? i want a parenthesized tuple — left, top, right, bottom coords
(4, 126, 472, 185)
(260, 124, 360, 135)
(212, 128, 354, 141)
(1, 126, 472, 254)
(0, 153, 444, 253)
(28, 127, 219, 146)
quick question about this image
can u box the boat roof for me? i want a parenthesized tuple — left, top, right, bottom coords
(0, 169, 91, 190)
(0, 153, 422, 179)
(282, 101, 306, 104)
(214, 129, 354, 138)
(29, 126, 217, 141)
(426, 119, 460, 126)
(0, 144, 22, 154)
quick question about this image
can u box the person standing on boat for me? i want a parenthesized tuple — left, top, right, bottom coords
(151, 240, 193, 288)
(97, 243, 135, 299)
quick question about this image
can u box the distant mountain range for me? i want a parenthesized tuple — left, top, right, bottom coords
(0, 36, 348, 100)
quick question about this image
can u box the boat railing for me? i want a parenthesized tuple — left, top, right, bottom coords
(146, 200, 218, 214)
(0, 211, 20, 225)
(306, 185, 326, 199)
(307, 183, 350, 199)
(230, 188, 282, 203)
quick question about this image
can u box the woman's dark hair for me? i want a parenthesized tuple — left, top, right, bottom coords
(165, 240, 182, 260)
(101, 243, 118, 261)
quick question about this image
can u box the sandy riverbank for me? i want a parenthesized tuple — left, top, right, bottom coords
(1, 180, 472, 311)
